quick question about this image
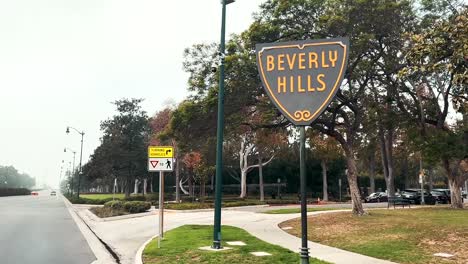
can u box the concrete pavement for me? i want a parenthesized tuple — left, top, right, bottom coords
(73, 204, 397, 264)
(0, 191, 96, 264)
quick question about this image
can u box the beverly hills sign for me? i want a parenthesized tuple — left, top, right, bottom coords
(256, 38, 349, 125)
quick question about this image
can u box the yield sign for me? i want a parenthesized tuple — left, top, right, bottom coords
(150, 160, 159, 168)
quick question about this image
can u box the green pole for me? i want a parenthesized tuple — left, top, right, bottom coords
(299, 126, 310, 264)
(212, 0, 228, 250)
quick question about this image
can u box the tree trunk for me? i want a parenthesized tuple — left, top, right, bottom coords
(240, 169, 247, 198)
(345, 146, 366, 215)
(133, 179, 139, 194)
(188, 174, 194, 197)
(175, 153, 181, 202)
(402, 157, 410, 189)
(259, 157, 264, 202)
(143, 178, 147, 195)
(321, 160, 328, 201)
(428, 169, 433, 192)
(379, 126, 395, 197)
(125, 177, 131, 198)
(385, 128, 395, 197)
(444, 159, 464, 209)
(150, 177, 154, 193)
(369, 153, 376, 194)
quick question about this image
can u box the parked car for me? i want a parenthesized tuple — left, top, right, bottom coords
(364, 192, 388, 203)
(431, 191, 449, 204)
(401, 189, 436, 205)
(31, 192, 38, 196)
(50, 191, 56, 196)
(432, 188, 451, 203)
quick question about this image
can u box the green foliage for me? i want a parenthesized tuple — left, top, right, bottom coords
(104, 200, 124, 210)
(0, 166, 35, 189)
(122, 201, 151, 213)
(0, 188, 31, 197)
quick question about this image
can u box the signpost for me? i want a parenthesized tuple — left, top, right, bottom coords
(148, 146, 174, 248)
(256, 38, 349, 264)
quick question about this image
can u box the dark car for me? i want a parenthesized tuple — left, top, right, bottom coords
(364, 192, 388, 203)
(432, 188, 451, 203)
(401, 189, 436, 205)
(431, 191, 449, 204)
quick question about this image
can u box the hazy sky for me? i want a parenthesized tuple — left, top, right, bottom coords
(0, 0, 267, 187)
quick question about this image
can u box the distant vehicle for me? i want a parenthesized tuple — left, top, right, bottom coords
(401, 189, 436, 205)
(364, 192, 388, 203)
(50, 191, 57, 196)
(432, 188, 451, 203)
(31, 192, 39, 196)
(431, 191, 449, 204)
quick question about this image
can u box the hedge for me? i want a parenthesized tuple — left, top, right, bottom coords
(0, 188, 31, 197)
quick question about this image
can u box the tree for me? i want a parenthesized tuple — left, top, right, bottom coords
(308, 131, 343, 201)
(98, 98, 150, 198)
(149, 107, 183, 201)
(183, 152, 202, 197)
(399, 3, 467, 208)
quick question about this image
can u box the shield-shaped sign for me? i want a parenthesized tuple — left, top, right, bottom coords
(256, 38, 349, 126)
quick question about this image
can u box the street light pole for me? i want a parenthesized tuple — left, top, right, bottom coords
(66, 126, 85, 198)
(212, 0, 234, 250)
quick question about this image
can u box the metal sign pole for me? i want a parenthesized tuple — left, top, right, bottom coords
(299, 126, 309, 264)
(159, 171, 164, 239)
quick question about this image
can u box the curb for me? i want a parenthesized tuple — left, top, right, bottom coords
(62, 195, 118, 264)
(134, 234, 158, 264)
(165, 204, 269, 213)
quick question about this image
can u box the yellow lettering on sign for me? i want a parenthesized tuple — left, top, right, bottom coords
(309, 52, 318, 69)
(329, 50, 338, 67)
(298, 53, 306, 69)
(278, 76, 286, 93)
(267, 55, 275, 71)
(277, 54, 285, 71)
(317, 74, 326, 91)
(286, 54, 296, 70)
(321, 51, 329, 68)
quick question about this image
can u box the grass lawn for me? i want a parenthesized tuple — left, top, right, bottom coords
(143, 225, 329, 264)
(280, 207, 468, 264)
(264, 207, 345, 214)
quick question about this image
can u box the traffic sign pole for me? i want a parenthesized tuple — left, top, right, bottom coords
(299, 126, 309, 264)
(158, 171, 164, 247)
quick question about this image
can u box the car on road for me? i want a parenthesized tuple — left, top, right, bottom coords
(50, 191, 56, 196)
(364, 192, 388, 203)
(31, 192, 38, 196)
(401, 189, 436, 205)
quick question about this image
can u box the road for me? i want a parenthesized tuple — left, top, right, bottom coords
(0, 191, 96, 264)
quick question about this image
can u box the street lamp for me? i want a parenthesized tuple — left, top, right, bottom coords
(212, 0, 235, 250)
(66, 126, 85, 197)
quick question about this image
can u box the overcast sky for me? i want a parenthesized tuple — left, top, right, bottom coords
(0, 0, 267, 187)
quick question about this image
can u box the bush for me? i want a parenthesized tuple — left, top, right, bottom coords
(123, 201, 151, 213)
(104, 200, 124, 210)
(0, 188, 31, 197)
(67, 196, 115, 205)
(124, 195, 147, 201)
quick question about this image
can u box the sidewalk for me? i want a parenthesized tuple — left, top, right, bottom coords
(73, 205, 397, 264)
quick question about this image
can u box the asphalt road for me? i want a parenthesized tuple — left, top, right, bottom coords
(0, 191, 96, 264)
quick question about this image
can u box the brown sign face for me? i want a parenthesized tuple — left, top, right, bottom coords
(256, 38, 349, 126)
